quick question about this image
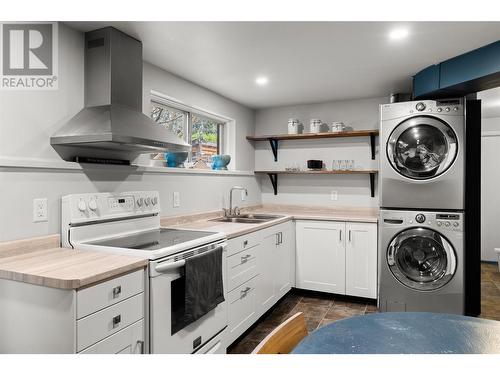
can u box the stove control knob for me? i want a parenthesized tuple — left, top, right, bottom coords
(416, 102, 426, 111)
(88, 199, 98, 211)
(445, 107, 450, 112)
(445, 221, 451, 227)
(152, 197, 158, 206)
(453, 222, 459, 227)
(145, 197, 151, 206)
(415, 214, 426, 223)
(77, 200, 87, 212)
(437, 107, 443, 112)
(437, 221, 442, 226)
(137, 198, 144, 207)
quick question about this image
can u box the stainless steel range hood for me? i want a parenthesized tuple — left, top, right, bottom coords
(51, 27, 190, 162)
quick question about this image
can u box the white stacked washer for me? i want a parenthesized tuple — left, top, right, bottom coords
(378, 99, 465, 314)
(61, 191, 228, 354)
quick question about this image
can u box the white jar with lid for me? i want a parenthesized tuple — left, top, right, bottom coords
(310, 119, 323, 133)
(288, 118, 302, 134)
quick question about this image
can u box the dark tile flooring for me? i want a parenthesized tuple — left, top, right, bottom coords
(228, 262, 500, 354)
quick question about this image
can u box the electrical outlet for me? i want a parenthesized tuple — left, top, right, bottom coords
(33, 198, 48, 222)
(173, 192, 180, 208)
(330, 190, 338, 201)
(241, 190, 247, 201)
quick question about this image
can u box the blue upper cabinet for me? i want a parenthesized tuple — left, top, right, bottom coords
(440, 41, 500, 88)
(413, 40, 500, 99)
(413, 65, 440, 98)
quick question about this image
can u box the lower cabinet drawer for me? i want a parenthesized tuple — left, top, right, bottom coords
(227, 231, 260, 257)
(77, 293, 144, 352)
(227, 276, 258, 345)
(77, 269, 144, 319)
(227, 245, 258, 292)
(78, 319, 145, 354)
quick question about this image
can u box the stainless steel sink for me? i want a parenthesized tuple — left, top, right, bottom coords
(237, 214, 284, 220)
(209, 214, 284, 224)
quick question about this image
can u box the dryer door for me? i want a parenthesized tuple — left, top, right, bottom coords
(387, 116, 458, 180)
(387, 228, 457, 291)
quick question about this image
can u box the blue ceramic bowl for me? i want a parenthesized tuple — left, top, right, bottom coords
(211, 154, 231, 170)
(165, 152, 189, 168)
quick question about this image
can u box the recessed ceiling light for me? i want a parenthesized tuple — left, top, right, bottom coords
(255, 76, 269, 86)
(389, 28, 409, 41)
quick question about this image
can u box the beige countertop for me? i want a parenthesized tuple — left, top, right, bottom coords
(162, 204, 378, 239)
(0, 235, 148, 290)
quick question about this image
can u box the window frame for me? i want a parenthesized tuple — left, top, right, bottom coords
(150, 91, 231, 166)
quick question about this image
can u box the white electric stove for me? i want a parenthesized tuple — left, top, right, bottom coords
(61, 191, 228, 354)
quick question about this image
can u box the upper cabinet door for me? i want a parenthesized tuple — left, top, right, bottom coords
(295, 220, 346, 294)
(345, 222, 377, 299)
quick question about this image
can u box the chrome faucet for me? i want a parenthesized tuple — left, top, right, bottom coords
(226, 186, 248, 217)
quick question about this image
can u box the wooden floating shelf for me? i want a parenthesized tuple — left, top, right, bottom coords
(254, 170, 378, 197)
(254, 170, 377, 175)
(247, 129, 379, 161)
(246, 129, 378, 141)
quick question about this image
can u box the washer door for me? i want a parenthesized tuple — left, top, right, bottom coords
(387, 228, 456, 291)
(387, 116, 458, 180)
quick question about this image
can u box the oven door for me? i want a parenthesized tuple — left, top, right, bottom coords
(149, 242, 228, 354)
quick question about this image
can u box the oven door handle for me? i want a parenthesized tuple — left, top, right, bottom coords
(155, 259, 186, 273)
(154, 243, 227, 274)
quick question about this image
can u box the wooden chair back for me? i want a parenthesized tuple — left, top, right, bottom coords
(252, 312, 308, 354)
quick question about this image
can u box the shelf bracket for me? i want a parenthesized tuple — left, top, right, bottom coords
(268, 138, 279, 162)
(268, 173, 278, 195)
(369, 172, 375, 197)
(370, 133, 376, 160)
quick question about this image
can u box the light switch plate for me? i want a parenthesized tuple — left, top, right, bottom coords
(173, 192, 180, 208)
(330, 190, 338, 201)
(241, 190, 247, 201)
(33, 198, 48, 222)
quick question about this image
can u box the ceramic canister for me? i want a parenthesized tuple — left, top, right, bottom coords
(310, 119, 323, 133)
(288, 118, 302, 134)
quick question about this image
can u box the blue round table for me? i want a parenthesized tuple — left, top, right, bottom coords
(292, 312, 500, 354)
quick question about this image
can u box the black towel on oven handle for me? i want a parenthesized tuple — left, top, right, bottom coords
(184, 246, 225, 327)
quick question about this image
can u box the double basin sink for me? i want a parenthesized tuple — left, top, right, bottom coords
(209, 213, 284, 224)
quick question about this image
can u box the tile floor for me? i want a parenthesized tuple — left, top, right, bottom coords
(228, 262, 500, 354)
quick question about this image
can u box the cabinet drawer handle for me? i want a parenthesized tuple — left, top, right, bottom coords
(349, 230, 352, 242)
(112, 286, 122, 299)
(243, 240, 248, 247)
(240, 286, 251, 298)
(112, 314, 121, 328)
(241, 254, 251, 263)
(339, 230, 342, 242)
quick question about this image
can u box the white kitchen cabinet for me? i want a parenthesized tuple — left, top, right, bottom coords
(295, 220, 377, 298)
(226, 276, 258, 345)
(295, 221, 346, 294)
(225, 221, 294, 349)
(275, 222, 294, 299)
(255, 222, 294, 315)
(345, 222, 377, 299)
(255, 231, 279, 313)
(79, 319, 144, 354)
(0, 269, 146, 353)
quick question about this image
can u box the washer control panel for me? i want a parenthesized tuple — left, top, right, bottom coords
(381, 210, 463, 232)
(63, 191, 160, 224)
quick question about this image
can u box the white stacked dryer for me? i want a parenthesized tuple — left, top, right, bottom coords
(378, 99, 465, 314)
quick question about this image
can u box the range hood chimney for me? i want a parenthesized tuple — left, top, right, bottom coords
(51, 27, 190, 163)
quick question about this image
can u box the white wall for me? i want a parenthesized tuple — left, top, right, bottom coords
(0, 23, 259, 242)
(479, 88, 500, 261)
(254, 96, 387, 207)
